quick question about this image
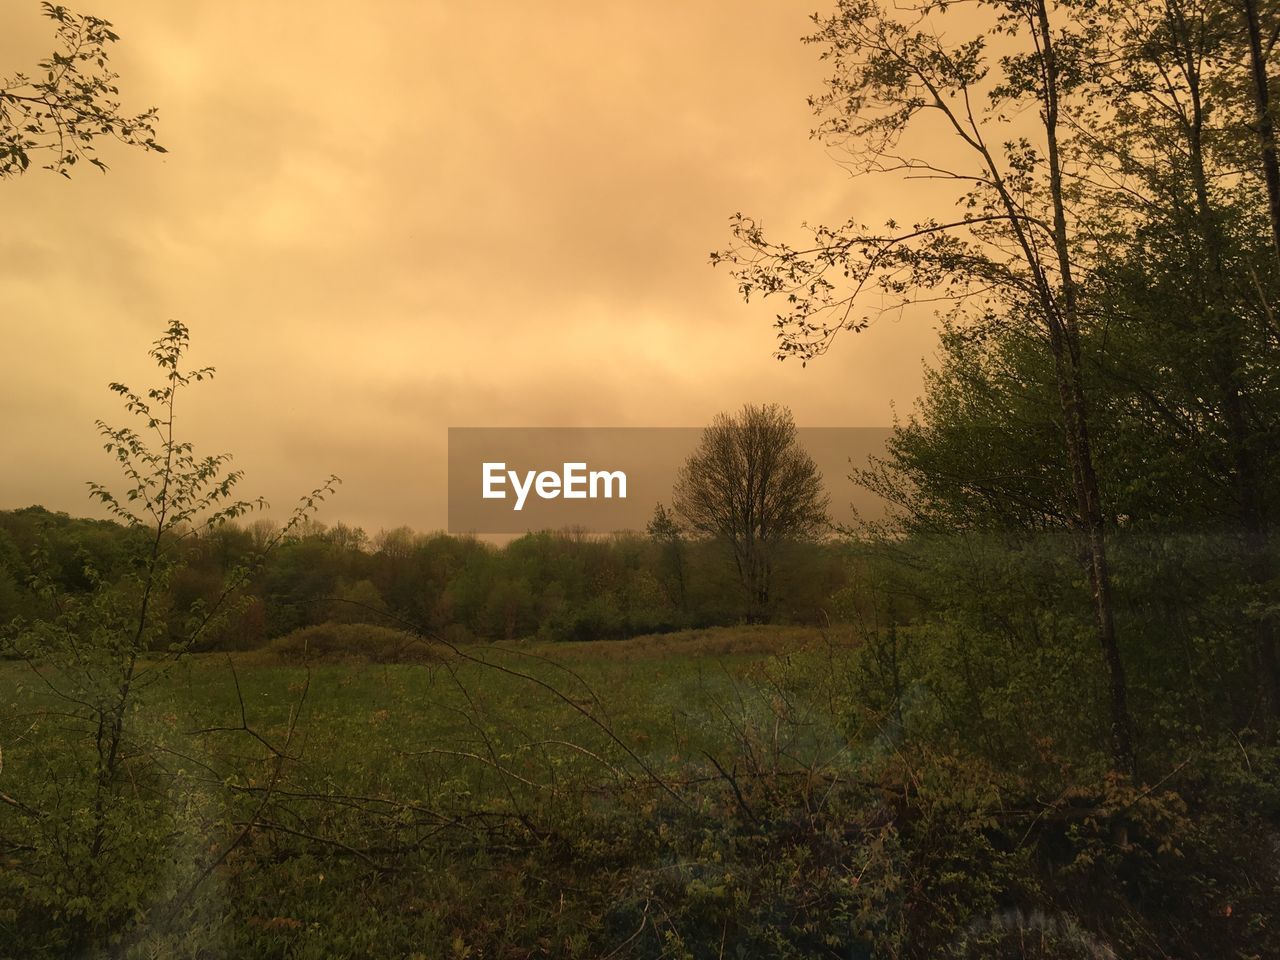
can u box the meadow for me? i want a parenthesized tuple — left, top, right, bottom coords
(3, 625, 889, 958)
(5, 595, 1279, 959)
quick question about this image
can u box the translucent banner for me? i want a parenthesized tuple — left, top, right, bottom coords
(447, 427, 892, 534)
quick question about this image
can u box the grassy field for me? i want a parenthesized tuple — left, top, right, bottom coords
(5, 623, 1276, 958)
(2, 625, 874, 959)
(202, 626, 833, 797)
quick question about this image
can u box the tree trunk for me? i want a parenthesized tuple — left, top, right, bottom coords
(1183, 17, 1280, 727)
(1035, 0, 1136, 775)
(1241, 0, 1280, 271)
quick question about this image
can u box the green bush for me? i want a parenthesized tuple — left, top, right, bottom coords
(263, 621, 445, 664)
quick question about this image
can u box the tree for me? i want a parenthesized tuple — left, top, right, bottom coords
(1, 2, 164, 179)
(0, 321, 336, 952)
(673, 404, 828, 620)
(1238, 0, 1280, 268)
(646, 502, 688, 611)
(712, 0, 1140, 773)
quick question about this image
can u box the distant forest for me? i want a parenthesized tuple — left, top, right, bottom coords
(0, 506, 851, 648)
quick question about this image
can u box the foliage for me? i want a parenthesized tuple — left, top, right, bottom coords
(0, 322, 335, 954)
(0, 2, 165, 179)
(0, 511, 853, 649)
(262, 621, 445, 665)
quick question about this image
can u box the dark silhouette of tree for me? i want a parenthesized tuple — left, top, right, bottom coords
(673, 404, 828, 621)
(1239, 0, 1280, 270)
(646, 503, 688, 611)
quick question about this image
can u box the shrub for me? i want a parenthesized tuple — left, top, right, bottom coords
(263, 621, 445, 664)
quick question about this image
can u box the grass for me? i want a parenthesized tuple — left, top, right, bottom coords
(159, 624, 835, 785)
(1, 624, 866, 957)
(0, 627, 784, 808)
(5, 623, 1275, 958)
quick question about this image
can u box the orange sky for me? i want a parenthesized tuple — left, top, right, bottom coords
(0, 1, 942, 533)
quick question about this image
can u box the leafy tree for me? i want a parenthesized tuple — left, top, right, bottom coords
(674, 403, 828, 620)
(712, 0, 1150, 770)
(0, 321, 336, 951)
(646, 503, 688, 610)
(1, 2, 164, 179)
(1097, 0, 1280, 729)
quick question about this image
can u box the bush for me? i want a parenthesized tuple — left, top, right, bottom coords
(262, 621, 445, 664)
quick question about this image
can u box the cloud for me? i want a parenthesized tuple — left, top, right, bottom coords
(1, 0, 936, 532)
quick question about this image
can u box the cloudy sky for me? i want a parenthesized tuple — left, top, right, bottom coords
(1, 1, 941, 533)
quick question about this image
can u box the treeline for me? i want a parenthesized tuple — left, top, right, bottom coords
(0, 506, 849, 648)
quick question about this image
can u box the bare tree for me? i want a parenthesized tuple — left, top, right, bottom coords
(673, 404, 828, 620)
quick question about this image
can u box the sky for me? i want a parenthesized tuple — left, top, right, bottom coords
(0, 1, 942, 534)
